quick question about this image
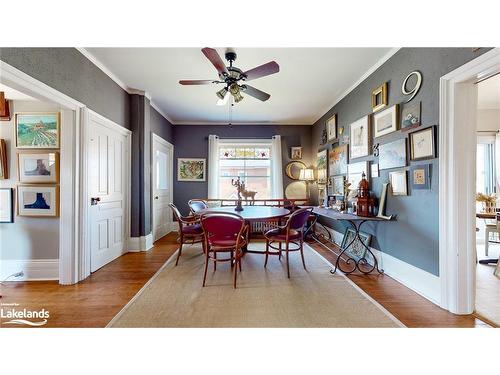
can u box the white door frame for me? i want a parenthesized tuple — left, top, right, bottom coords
(81, 109, 132, 279)
(151, 132, 174, 239)
(0, 60, 85, 285)
(439, 48, 500, 314)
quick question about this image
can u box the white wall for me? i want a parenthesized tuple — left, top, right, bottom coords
(477, 109, 500, 131)
(0, 100, 61, 266)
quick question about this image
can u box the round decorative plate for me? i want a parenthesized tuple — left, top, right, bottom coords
(285, 181, 307, 199)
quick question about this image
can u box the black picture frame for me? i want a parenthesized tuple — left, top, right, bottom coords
(0, 188, 14, 223)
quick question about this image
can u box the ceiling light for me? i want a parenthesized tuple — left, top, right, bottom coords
(216, 87, 228, 100)
(216, 90, 229, 106)
(229, 83, 243, 103)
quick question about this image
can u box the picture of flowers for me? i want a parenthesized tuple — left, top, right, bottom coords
(177, 158, 206, 181)
(401, 101, 421, 131)
(16, 113, 60, 149)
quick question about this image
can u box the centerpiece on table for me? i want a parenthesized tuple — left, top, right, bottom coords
(476, 192, 497, 213)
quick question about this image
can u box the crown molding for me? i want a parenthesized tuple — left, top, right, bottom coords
(173, 121, 310, 126)
(312, 47, 401, 125)
(150, 100, 175, 124)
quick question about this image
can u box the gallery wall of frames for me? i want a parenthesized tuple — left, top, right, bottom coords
(311, 47, 489, 276)
(0, 99, 61, 261)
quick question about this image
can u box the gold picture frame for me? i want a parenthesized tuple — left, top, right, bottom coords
(371, 82, 388, 112)
(17, 151, 60, 184)
(15, 112, 61, 149)
(17, 184, 60, 217)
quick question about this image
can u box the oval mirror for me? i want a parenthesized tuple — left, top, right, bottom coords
(285, 161, 307, 180)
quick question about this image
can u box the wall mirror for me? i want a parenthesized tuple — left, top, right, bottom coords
(285, 161, 307, 180)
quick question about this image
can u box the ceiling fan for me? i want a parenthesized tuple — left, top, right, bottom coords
(179, 48, 280, 106)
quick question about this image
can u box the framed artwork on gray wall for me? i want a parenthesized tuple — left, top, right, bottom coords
(15, 113, 60, 149)
(374, 104, 399, 138)
(389, 170, 408, 196)
(401, 101, 421, 131)
(328, 144, 348, 176)
(316, 150, 327, 184)
(410, 164, 431, 190)
(410, 126, 435, 161)
(326, 113, 337, 141)
(349, 116, 371, 160)
(291, 146, 302, 160)
(177, 158, 206, 181)
(379, 138, 407, 170)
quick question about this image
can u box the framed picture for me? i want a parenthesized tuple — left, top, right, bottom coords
(0, 139, 7, 179)
(347, 161, 369, 191)
(371, 82, 388, 112)
(290, 147, 302, 160)
(177, 158, 206, 181)
(16, 113, 60, 149)
(410, 164, 431, 190)
(0, 188, 14, 223)
(341, 228, 372, 261)
(349, 116, 371, 160)
(330, 175, 345, 196)
(316, 150, 327, 184)
(371, 163, 379, 178)
(326, 114, 337, 141)
(285, 160, 307, 180)
(17, 185, 59, 217)
(401, 101, 421, 131)
(410, 126, 435, 161)
(328, 144, 348, 176)
(389, 170, 408, 196)
(374, 104, 399, 138)
(379, 138, 407, 170)
(18, 152, 59, 183)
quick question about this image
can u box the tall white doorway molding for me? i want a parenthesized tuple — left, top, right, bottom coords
(439, 48, 500, 314)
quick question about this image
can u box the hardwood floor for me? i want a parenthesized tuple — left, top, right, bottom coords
(0, 232, 491, 328)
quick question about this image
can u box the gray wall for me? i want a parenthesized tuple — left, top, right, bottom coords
(311, 47, 491, 276)
(173, 124, 312, 215)
(150, 107, 174, 144)
(0, 48, 130, 129)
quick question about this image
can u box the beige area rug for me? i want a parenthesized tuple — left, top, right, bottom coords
(475, 243, 500, 326)
(108, 243, 403, 327)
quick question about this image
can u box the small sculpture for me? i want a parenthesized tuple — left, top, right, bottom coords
(356, 172, 376, 217)
(231, 177, 244, 211)
(240, 182, 257, 205)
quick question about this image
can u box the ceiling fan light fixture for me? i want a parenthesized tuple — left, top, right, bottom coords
(216, 91, 230, 106)
(229, 83, 243, 103)
(216, 87, 228, 100)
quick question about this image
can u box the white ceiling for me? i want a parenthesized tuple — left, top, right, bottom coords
(478, 73, 500, 110)
(84, 48, 396, 125)
(0, 83, 37, 101)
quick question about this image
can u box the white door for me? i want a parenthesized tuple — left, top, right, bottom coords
(88, 113, 130, 272)
(152, 133, 173, 241)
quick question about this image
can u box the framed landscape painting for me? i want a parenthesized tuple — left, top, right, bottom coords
(328, 144, 348, 176)
(374, 104, 398, 138)
(349, 116, 370, 160)
(17, 185, 59, 217)
(177, 158, 206, 181)
(18, 152, 59, 183)
(378, 138, 407, 170)
(16, 113, 60, 149)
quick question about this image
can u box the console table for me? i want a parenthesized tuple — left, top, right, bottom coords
(309, 207, 393, 275)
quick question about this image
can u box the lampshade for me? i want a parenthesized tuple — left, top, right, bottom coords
(299, 168, 315, 181)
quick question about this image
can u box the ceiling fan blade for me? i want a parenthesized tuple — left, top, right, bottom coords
(242, 61, 279, 81)
(241, 85, 271, 101)
(201, 47, 229, 76)
(179, 79, 215, 85)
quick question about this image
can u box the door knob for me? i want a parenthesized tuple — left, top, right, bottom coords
(154, 196, 159, 200)
(91, 197, 101, 205)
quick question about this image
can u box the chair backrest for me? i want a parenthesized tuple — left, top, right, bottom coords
(188, 199, 208, 214)
(169, 203, 183, 229)
(287, 207, 312, 231)
(201, 213, 245, 240)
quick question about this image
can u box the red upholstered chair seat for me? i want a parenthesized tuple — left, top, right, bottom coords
(208, 234, 247, 249)
(264, 228, 302, 241)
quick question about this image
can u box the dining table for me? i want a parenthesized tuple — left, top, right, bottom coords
(476, 211, 499, 265)
(196, 205, 291, 254)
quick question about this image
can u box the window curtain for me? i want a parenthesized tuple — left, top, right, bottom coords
(271, 135, 284, 199)
(496, 131, 500, 201)
(207, 135, 220, 199)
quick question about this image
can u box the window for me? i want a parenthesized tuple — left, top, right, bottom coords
(477, 137, 496, 195)
(218, 145, 272, 199)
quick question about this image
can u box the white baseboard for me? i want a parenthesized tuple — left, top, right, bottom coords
(128, 233, 154, 252)
(320, 226, 441, 305)
(0, 259, 59, 281)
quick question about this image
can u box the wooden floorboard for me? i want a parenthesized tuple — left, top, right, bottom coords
(0, 232, 491, 328)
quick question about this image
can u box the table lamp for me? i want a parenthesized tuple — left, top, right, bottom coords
(299, 168, 315, 200)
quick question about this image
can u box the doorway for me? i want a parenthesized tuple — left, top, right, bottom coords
(151, 133, 174, 242)
(439, 48, 500, 315)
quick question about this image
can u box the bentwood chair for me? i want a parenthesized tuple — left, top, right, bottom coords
(169, 203, 204, 266)
(188, 199, 208, 214)
(200, 213, 249, 288)
(263, 207, 313, 278)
